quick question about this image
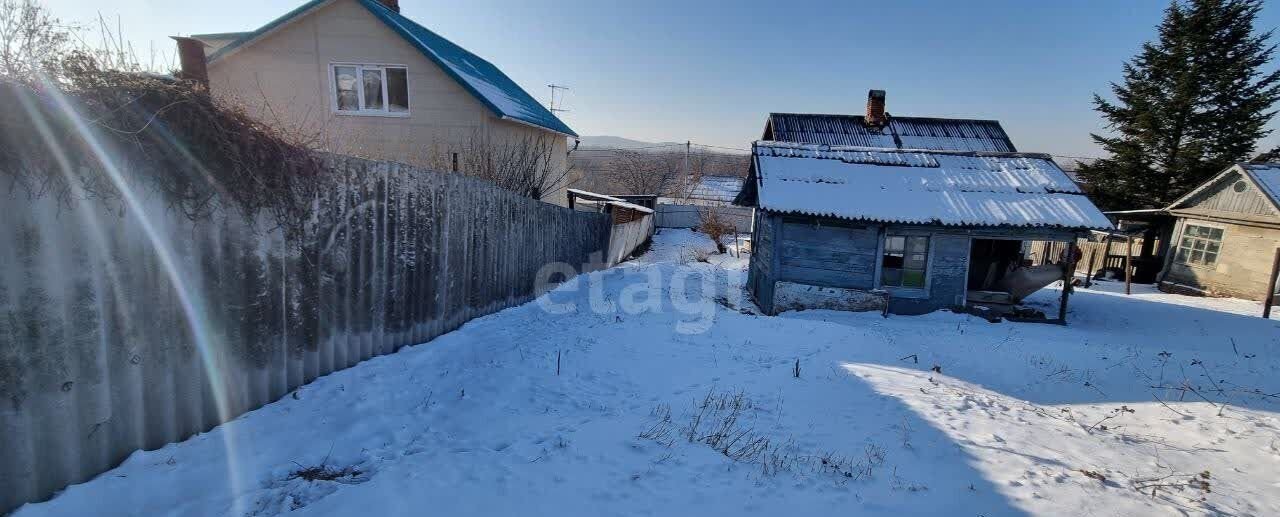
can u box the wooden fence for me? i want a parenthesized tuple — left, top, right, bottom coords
(0, 149, 636, 511)
(1028, 236, 1150, 278)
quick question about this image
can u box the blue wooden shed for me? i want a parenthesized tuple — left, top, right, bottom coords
(736, 140, 1113, 317)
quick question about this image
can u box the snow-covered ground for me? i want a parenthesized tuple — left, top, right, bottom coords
(16, 229, 1280, 516)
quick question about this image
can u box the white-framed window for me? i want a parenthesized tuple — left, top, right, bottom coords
(1174, 223, 1224, 267)
(330, 63, 409, 116)
(881, 234, 929, 288)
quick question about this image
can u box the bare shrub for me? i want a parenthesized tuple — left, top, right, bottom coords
(453, 130, 572, 202)
(1131, 469, 1213, 509)
(0, 0, 75, 82)
(680, 390, 785, 467)
(889, 466, 928, 492)
(637, 404, 675, 446)
(289, 463, 365, 483)
(637, 388, 891, 481)
(1, 55, 331, 237)
(697, 207, 732, 253)
(894, 417, 914, 449)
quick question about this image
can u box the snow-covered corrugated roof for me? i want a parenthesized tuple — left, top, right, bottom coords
(566, 189, 654, 213)
(687, 175, 744, 204)
(205, 0, 576, 137)
(751, 141, 1112, 229)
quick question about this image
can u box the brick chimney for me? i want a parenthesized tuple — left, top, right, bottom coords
(171, 36, 208, 86)
(380, 0, 400, 12)
(865, 89, 887, 128)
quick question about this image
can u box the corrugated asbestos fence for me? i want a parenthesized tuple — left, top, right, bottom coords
(654, 203, 754, 233)
(0, 149, 654, 510)
(607, 217, 656, 265)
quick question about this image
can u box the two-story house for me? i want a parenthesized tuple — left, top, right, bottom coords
(174, 0, 579, 204)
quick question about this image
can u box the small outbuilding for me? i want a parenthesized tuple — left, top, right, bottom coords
(1156, 163, 1280, 302)
(736, 141, 1113, 316)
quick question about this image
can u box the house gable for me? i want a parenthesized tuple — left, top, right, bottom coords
(1166, 165, 1280, 225)
(206, 0, 491, 131)
(203, 0, 575, 137)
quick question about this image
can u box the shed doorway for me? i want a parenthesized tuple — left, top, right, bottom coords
(967, 239, 1023, 295)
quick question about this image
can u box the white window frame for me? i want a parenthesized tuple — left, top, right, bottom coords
(328, 63, 410, 117)
(1174, 222, 1225, 268)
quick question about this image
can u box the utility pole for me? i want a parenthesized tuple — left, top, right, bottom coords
(547, 84, 570, 114)
(684, 140, 691, 178)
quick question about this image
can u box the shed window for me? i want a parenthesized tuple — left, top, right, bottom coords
(331, 64, 408, 115)
(882, 235, 929, 288)
(1174, 224, 1223, 267)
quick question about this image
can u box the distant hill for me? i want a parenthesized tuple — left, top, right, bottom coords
(569, 138, 750, 195)
(578, 135, 682, 150)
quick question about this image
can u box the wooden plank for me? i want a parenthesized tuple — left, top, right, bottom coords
(779, 264, 874, 290)
(1058, 243, 1076, 322)
(778, 244, 877, 269)
(1264, 248, 1280, 319)
(1125, 235, 1133, 295)
(1083, 248, 1096, 288)
(778, 221, 880, 246)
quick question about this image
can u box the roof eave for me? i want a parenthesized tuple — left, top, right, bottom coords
(356, 0, 576, 137)
(757, 208, 1110, 231)
(499, 115, 577, 138)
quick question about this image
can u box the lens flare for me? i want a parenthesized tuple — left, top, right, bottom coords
(33, 76, 247, 511)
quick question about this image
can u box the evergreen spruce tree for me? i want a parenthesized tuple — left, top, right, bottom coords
(1251, 143, 1280, 163)
(1078, 0, 1280, 210)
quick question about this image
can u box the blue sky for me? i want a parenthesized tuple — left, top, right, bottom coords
(42, 0, 1280, 158)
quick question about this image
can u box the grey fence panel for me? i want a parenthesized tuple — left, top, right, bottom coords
(606, 215, 656, 266)
(655, 203, 754, 233)
(0, 153, 614, 512)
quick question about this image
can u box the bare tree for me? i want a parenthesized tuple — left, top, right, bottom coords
(0, 0, 75, 81)
(607, 149, 682, 195)
(455, 130, 571, 201)
(687, 148, 750, 179)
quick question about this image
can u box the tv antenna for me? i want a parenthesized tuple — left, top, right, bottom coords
(548, 84, 570, 114)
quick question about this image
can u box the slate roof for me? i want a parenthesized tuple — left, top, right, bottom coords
(203, 0, 576, 137)
(1241, 163, 1280, 208)
(765, 113, 1016, 152)
(741, 141, 1111, 229)
(686, 175, 744, 204)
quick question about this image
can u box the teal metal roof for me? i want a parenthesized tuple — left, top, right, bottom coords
(206, 0, 576, 137)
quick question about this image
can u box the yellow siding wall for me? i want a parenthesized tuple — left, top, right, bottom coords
(205, 0, 571, 204)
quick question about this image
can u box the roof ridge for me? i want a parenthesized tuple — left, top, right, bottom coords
(754, 140, 1052, 160)
(769, 112, 1005, 125)
(361, 0, 499, 70)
